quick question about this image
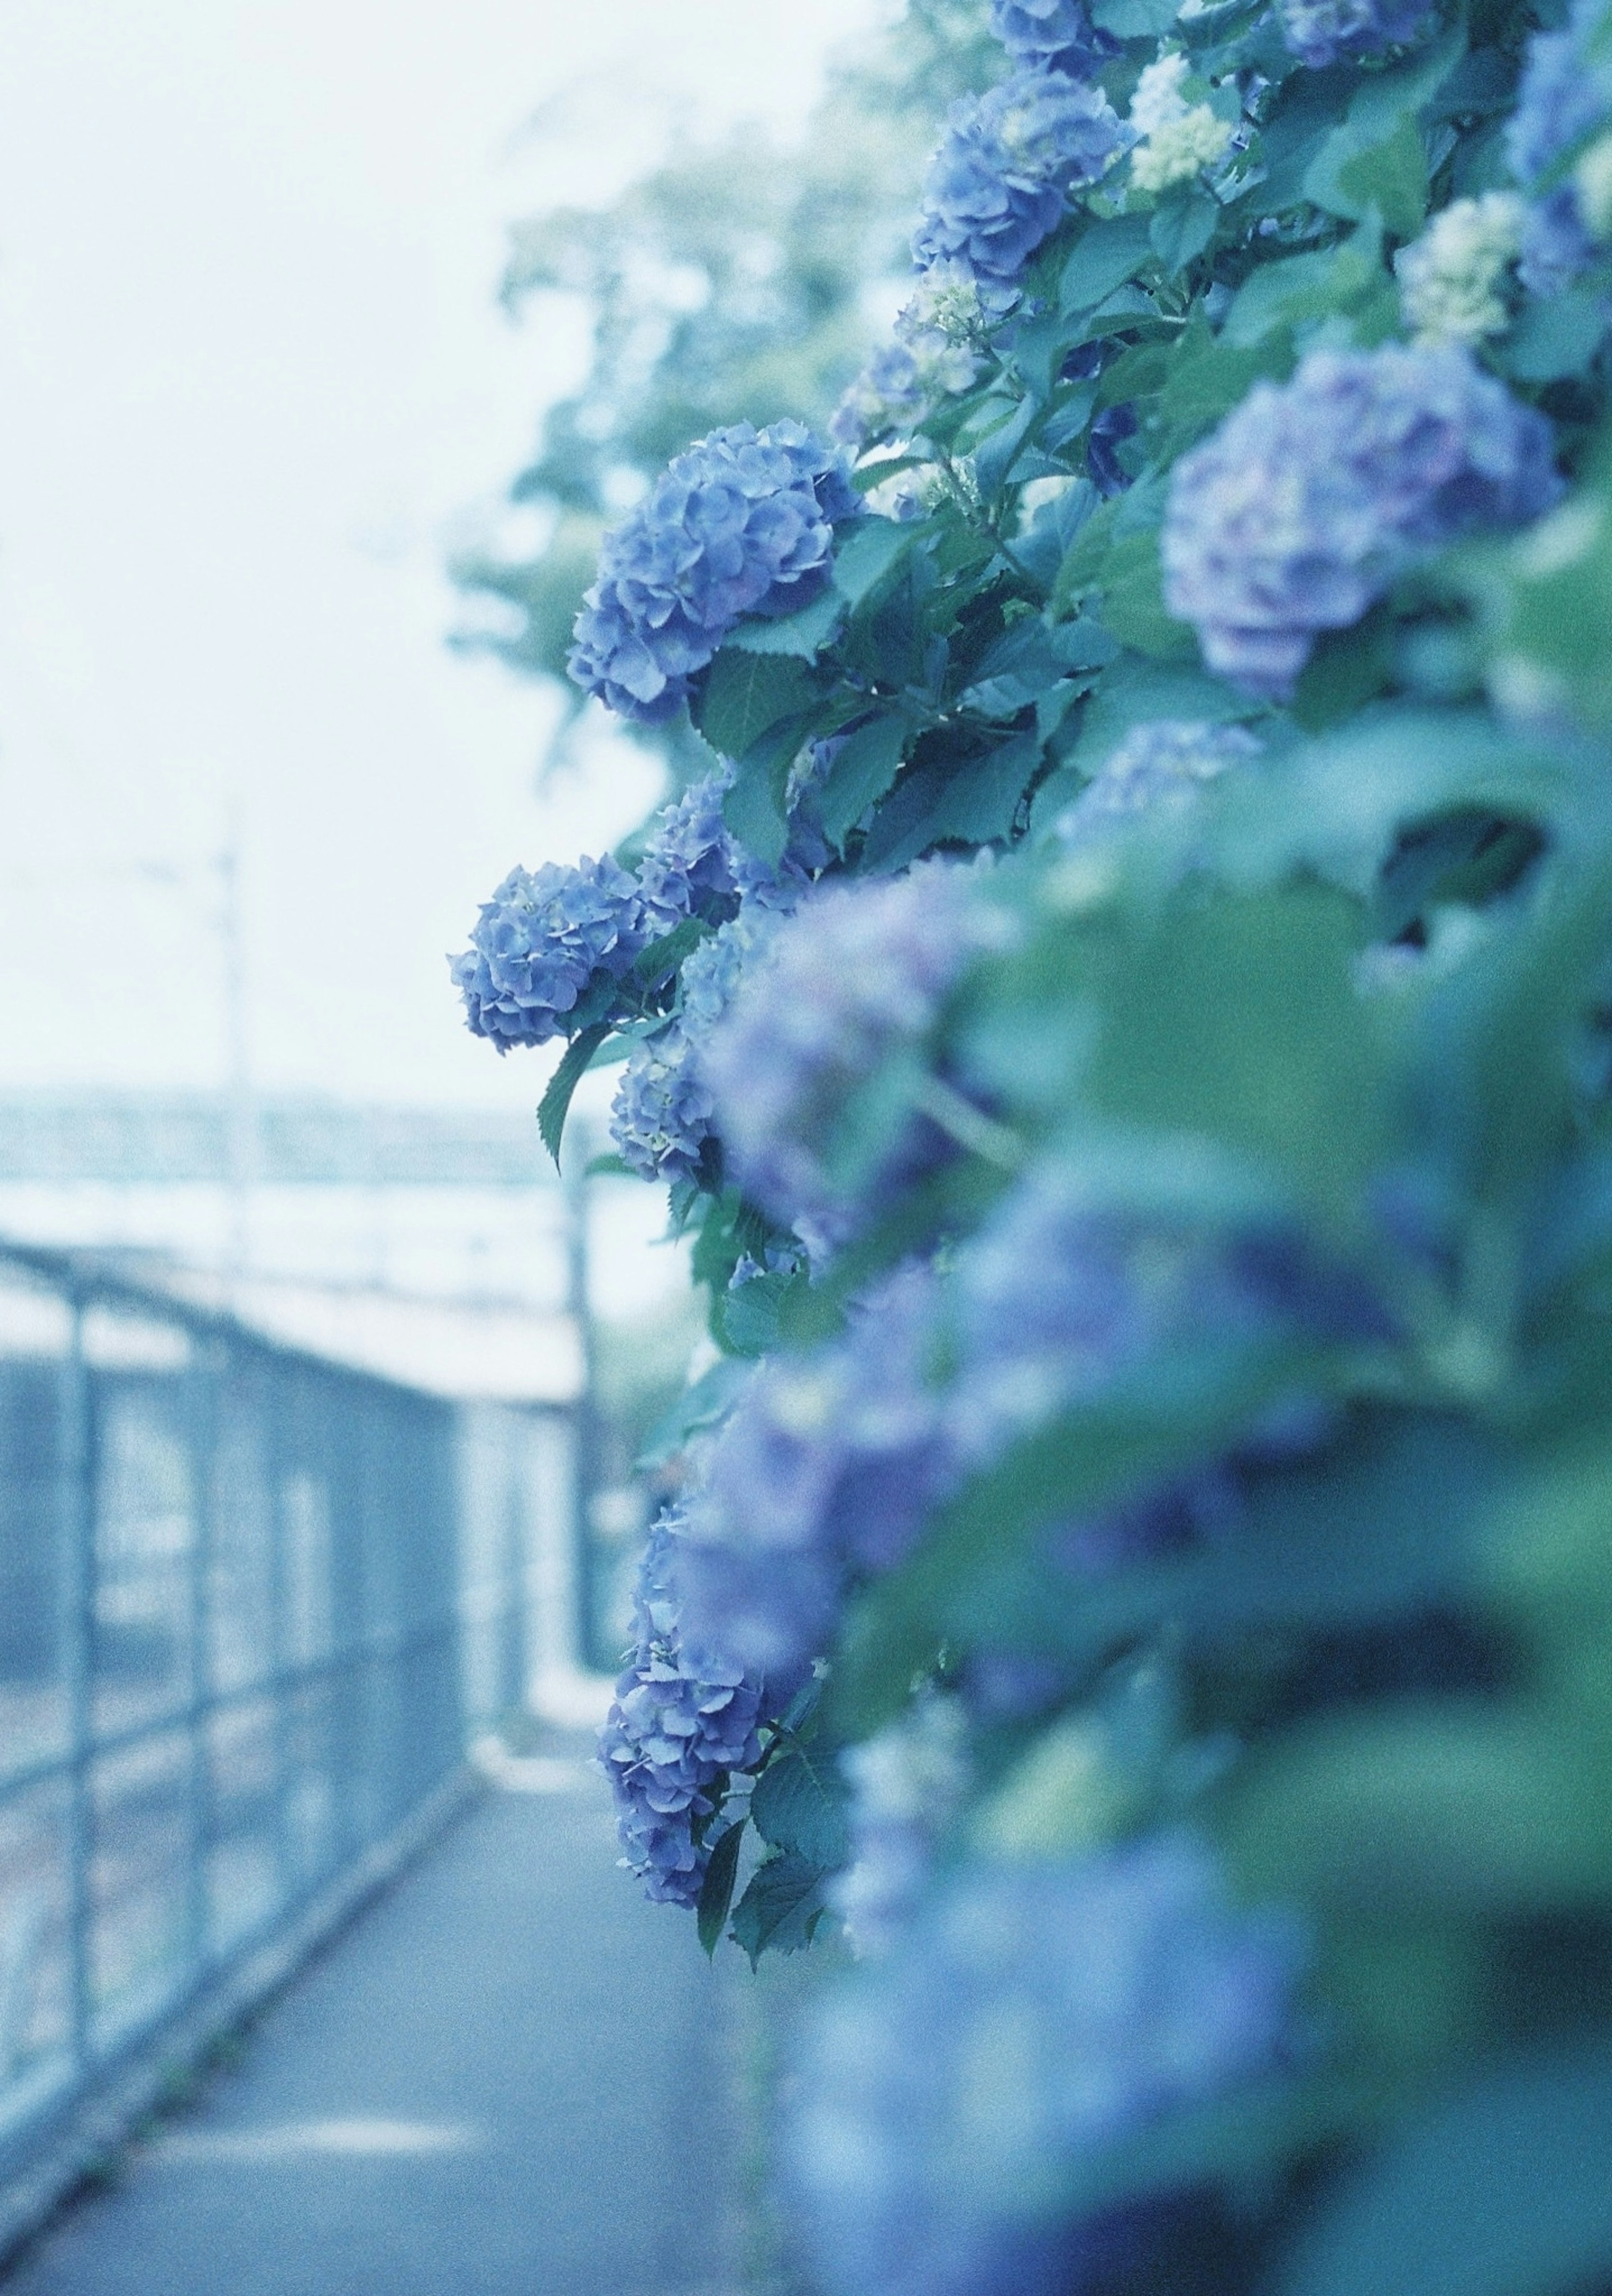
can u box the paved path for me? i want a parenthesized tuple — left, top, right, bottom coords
(3, 1765, 743, 2296)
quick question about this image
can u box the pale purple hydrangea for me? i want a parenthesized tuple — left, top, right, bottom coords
(599, 1505, 767, 1907)
(699, 863, 1011, 1245)
(1054, 719, 1261, 844)
(569, 421, 857, 724)
(1278, 0, 1439, 68)
(450, 855, 644, 1052)
(675, 1264, 953, 1702)
(830, 1694, 971, 1959)
(989, 0, 1109, 75)
(636, 769, 740, 931)
(913, 71, 1129, 288)
(1162, 343, 1561, 699)
(1506, 0, 1611, 297)
(789, 1838, 1306, 2296)
(610, 905, 788, 1182)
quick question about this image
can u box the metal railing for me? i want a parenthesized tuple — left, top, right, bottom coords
(0, 1242, 568, 2192)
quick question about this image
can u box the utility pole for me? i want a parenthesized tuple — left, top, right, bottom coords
(218, 818, 256, 1290)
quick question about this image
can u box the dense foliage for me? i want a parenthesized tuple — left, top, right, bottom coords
(457, 1, 1612, 2288)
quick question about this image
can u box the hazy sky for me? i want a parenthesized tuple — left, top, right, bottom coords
(0, 0, 883, 1111)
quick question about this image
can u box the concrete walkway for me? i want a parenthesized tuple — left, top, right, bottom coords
(2, 1764, 744, 2296)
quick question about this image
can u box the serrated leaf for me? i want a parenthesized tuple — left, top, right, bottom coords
(728, 1851, 829, 1967)
(693, 649, 818, 760)
(722, 709, 812, 869)
(818, 713, 911, 851)
(1060, 213, 1155, 316)
(537, 1022, 612, 1167)
(696, 1820, 746, 1959)
(863, 731, 1041, 871)
(1148, 191, 1218, 275)
(832, 517, 924, 607)
(751, 1742, 850, 1868)
(725, 583, 846, 660)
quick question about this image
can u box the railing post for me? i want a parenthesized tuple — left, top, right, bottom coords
(58, 1291, 92, 2074)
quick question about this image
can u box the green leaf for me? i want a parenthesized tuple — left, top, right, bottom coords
(696, 1821, 746, 1959)
(693, 648, 818, 759)
(1148, 191, 1218, 275)
(1274, 2043, 1612, 2296)
(722, 709, 813, 869)
(633, 913, 709, 990)
(724, 583, 846, 660)
(728, 1851, 829, 1967)
(635, 1353, 751, 1470)
(1060, 213, 1155, 316)
(1153, 335, 1288, 459)
(1221, 222, 1386, 350)
(832, 517, 924, 608)
(863, 732, 1041, 871)
(1095, 531, 1197, 662)
(751, 1741, 850, 1868)
(1320, 113, 1429, 237)
(1091, 0, 1178, 31)
(1497, 287, 1608, 383)
(818, 713, 911, 851)
(537, 1022, 612, 1166)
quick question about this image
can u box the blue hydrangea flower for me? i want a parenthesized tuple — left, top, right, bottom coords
(635, 768, 740, 931)
(450, 855, 644, 1052)
(610, 904, 788, 1182)
(569, 420, 857, 724)
(913, 71, 1129, 288)
(699, 863, 1012, 1245)
(1161, 343, 1561, 698)
(990, 0, 1109, 74)
(1054, 719, 1261, 845)
(1278, 0, 1439, 68)
(1506, 0, 1612, 296)
(675, 1264, 953, 1701)
(598, 1506, 767, 1907)
(831, 334, 981, 451)
(789, 1838, 1306, 2296)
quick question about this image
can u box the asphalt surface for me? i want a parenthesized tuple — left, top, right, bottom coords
(2, 1763, 744, 2296)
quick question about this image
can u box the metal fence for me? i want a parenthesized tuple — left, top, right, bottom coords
(0, 1243, 565, 2193)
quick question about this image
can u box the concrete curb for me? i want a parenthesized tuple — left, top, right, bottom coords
(0, 1765, 484, 2275)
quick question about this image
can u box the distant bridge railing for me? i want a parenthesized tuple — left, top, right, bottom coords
(0, 1241, 570, 2217)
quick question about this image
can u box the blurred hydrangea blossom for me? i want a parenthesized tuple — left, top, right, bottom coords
(598, 1505, 767, 1907)
(1395, 194, 1525, 344)
(450, 855, 644, 1052)
(568, 421, 856, 724)
(832, 1692, 971, 1958)
(1054, 719, 1260, 844)
(1506, 0, 1612, 296)
(675, 1263, 953, 1700)
(790, 1838, 1306, 2296)
(1127, 54, 1233, 194)
(1162, 343, 1560, 698)
(913, 71, 1129, 289)
(699, 863, 1012, 1245)
(989, 0, 1108, 75)
(610, 904, 787, 1182)
(1278, 0, 1439, 68)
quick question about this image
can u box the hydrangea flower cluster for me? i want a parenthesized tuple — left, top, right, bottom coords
(1505, 0, 1612, 299)
(568, 421, 856, 724)
(831, 333, 982, 452)
(635, 768, 741, 932)
(830, 1692, 971, 1959)
(1277, 0, 1439, 70)
(912, 71, 1129, 290)
(989, 0, 1107, 76)
(598, 1505, 767, 1906)
(1126, 53, 1233, 196)
(674, 1263, 953, 1701)
(450, 854, 644, 1052)
(1053, 719, 1261, 845)
(789, 1838, 1306, 2296)
(610, 904, 785, 1182)
(699, 863, 1011, 1245)
(1161, 343, 1561, 698)
(1395, 194, 1525, 345)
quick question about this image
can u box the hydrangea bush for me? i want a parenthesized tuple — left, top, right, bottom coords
(456, 1, 1612, 2287)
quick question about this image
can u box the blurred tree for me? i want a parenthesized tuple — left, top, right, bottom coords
(449, 0, 994, 756)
